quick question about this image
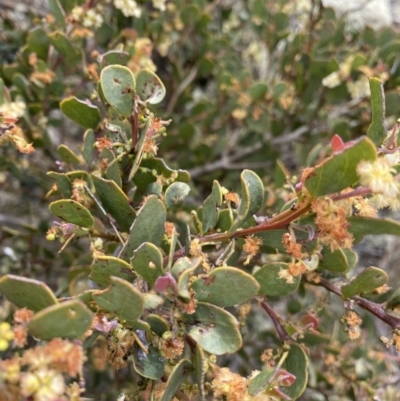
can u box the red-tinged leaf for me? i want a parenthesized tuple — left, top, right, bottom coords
(299, 313, 319, 330)
(273, 369, 296, 387)
(331, 134, 344, 152)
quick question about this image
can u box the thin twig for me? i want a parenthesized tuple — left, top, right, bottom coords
(166, 64, 199, 114)
(306, 276, 400, 329)
(260, 299, 291, 343)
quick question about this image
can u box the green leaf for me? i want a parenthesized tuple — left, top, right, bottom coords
(202, 180, 223, 234)
(319, 246, 349, 273)
(130, 242, 164, 284)
(133, 158, 191, 190)
(194, 345, 206, 400)
(341, 266, 388, 299)
(92, 276, 144, 325)
(230, 169, 264, 232)
(58, 144, 81, 164)
(48, 31, 79, 60)
(254, 263, 300, 296)
(304, 136, 377, 197)
(348, 216, 400, 244)
(100, 50, 130, 68)
(89, 256, 136, 287)
(0, 275, 58, 312)
(27, 28, 50, 59)
(99, 148, 122, 187)
(215, 209, 234, 232)
(177, 263, 198, 301)
(100, 65, 136, 117)
(146, 314, 169, 336)
(48, 0, 66, 28)
(183, 302, 242, 355)
(82, 129, 95, 165)
(249, 82, 268, 100)
(284, 344, 308, 400)
(47, 172, 72, 198)
(248, 366, 275, 396)
(119, 195, 166, 260)
(172, 257, 201, 279)
(49, 199, 94, 228)
(258, 229, 313, 253)
(366, 78, 386, 146)
(190, 267, 259, 307)
(133, 345, 164, 380)
(12, 73, 31, 99)
(143, 293, 164, 309)
(385, 288, 400, 311)
(343, 248, 358, 271)
(28, 300, 93, 340)
(164, 182, 191, 209)
(136, 69, 166, 104)
(60, 96, 101, 129)
(160, 359, 193, 401)
(92, 175, 135, 232)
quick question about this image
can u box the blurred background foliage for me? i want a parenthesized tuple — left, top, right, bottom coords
(1, 0, 400, 399)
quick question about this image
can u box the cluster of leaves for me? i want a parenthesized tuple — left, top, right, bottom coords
(2, 0, 400, 400)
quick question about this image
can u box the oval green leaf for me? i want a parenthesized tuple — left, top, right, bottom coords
(341, 266, 388, 299)
(348, 216, 400, 244)
(190, 267, 260, 307)
(48, 31, 79, 60)
(254, 263, 300, 296)
(366, 77, 386, 146)
(160, 359, 193, 401)
(99, 148, 122, 187)
(0, 275, 58, 312)
(60, 96, 101, 129)
(319, 246, 349, 273)
(284, 344, 308, 400)
(136, 69, 166, 104)
(165, 182, 191, 209)
(100, 65, 136, 117)
(130, 242, 164, 284)
(133, 344, 164, 380)
(47, 172, 72, 198)
(89, 256, 136, 287)
(100, 50, 130, 68)
(146, 314, 170, 336)
(49, 199, 94, 228)
(194, 345, 206, 400)
(183, 302, 242, 355)
(28, 300, 93, 340)
(230, 169, 264, 232)
(58, 144, 81, 164)
(92, 175, 135, 232)
(304, 136, 377, 198)
(92, 276, 144, 325)
(248, 366, 276, 396)
(119, 195, 166, 260)
(83, 129, 95, 165)
(202, 180, 223, 234)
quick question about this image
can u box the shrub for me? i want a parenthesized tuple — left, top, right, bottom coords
(1, 1, 400, 400)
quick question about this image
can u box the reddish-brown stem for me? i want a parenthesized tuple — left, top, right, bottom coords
(306, 276, 400, 329)
(230, 201, 312, 238)
(330, 186, 372, 201)
(260, 299, 291, 343)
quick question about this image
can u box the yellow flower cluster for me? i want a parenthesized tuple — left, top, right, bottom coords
(357, 158, 400, 210)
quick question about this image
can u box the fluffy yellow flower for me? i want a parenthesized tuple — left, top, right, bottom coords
(357, 158, 399, 198)
(0, 322, 14, 351)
